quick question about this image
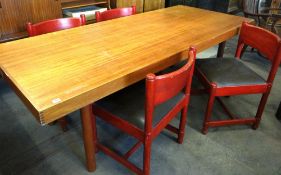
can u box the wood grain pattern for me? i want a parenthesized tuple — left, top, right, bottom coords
(0, 0, 32, 35)
(116, 0, 144, 13)
(61, 0, 109, 10)
(30, 0, 62, 23)
(0, 6, 253, 125)
(144, 0, 165, 12)
(0, 0, 62, 42)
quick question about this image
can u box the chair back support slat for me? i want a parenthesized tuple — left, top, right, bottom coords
(27, 15, 86, 37)
(95, 6, 136, 22)
(146, 47, 196, 107)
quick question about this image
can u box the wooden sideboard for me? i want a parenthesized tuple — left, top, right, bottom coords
(0, 0, 164, 43)
(111, 0, 165, 13)
(0, 0, 63, 42)
(0, 0, 162, 43)
(166, 0, 240, 13)
(0, 0, 111, 43)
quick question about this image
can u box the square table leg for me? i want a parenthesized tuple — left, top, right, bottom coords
(81, 105, 96, 172)
(277, 102, 281, 120)
(217, 41, 226, 58)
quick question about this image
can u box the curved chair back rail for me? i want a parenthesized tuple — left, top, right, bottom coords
(95, 6, 136, 22)
(146, 48, 196, 106)
(27, 14, 86, 37)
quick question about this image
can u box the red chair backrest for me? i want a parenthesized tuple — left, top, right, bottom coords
(146, 47, 196, 107)
(27, 15, 86, 37)
(235, 22, 281, 83)
(95, 6, 136, 22)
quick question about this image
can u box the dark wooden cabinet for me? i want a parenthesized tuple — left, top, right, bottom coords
(115, 0, 164, 13)
(166, 0, 239, 13)
(0, 0, 31, 38)
(0, 0, 63, 42)
(116, 0, 144, 13)
(61, 0, 110, 9)
(0, 0, 112, 42)
(144, 0, 165, 12)
(166, 0, 196, 7)
(31, 0, 62, 23)
(214, 0, 239, 13)
(0, 0, 161, 43)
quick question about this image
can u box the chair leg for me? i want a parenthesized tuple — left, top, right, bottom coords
(240, 45, 248, 59)
(143, 135, 152, 175)
(178, 106, 187, 144)
(58, 117, 68, 132)
(253, 92, 270, 129)
(202, 90, 216, 135)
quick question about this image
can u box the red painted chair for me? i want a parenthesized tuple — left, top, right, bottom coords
(95, 6, 136, 22)
(26, 15, 86, 131)
(195, 22, 281, 134)
(92, 47, 196, 175)
(27, 15, 86, 37)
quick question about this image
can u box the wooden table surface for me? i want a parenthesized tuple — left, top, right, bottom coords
(0, 5, 252, 172)
(0, 6, 251, 125)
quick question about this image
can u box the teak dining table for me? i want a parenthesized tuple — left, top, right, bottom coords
(0, 5, 252, 172)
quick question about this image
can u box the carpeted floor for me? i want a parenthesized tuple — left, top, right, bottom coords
(0, 36, 281, 175)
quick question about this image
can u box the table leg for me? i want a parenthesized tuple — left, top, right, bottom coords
(276, 102, 281, 120)
(217, 41, 226, 58)
(81, 105, 96, 172)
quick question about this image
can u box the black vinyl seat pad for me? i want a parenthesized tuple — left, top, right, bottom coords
(196, 57, 266, 87)
(95, 82, 185, 130)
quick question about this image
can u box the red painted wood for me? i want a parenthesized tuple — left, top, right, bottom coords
(165, 124, 179, 134)
(151, 48, 195, 106)
(92, 104, 144, 141)
(124, 141, 142, 159)
(97, 143, 143, 175)
(95, 6, 136, 22)
(214, 85, 268, 96)
(206, 118, 256, 127)
(27, 14, 86, 37)
(236, 22, 280, 62)
(196, 22, 281, 134)
(92, 47, 196, 174)
(202, 84, 216, 135)
(216, 97, 237, 119)
(151, 98, 186, 140)
(57, 117, 69, 131)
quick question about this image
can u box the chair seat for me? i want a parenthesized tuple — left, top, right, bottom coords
(95, 82, 185, 130)
(196, 58, 266, 87)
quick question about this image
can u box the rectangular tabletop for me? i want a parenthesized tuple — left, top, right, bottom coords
(0, 6, 252, 125)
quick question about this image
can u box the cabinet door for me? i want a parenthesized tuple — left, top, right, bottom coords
(31, 0, 62, 23)
(116, 0, 144, 13)
(184, 0, 197, 6)
(144, 0, 165, 12)
(167, 0, 184, 6)
(0, 0, 32, 35)
(0, 1, 4, 38)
